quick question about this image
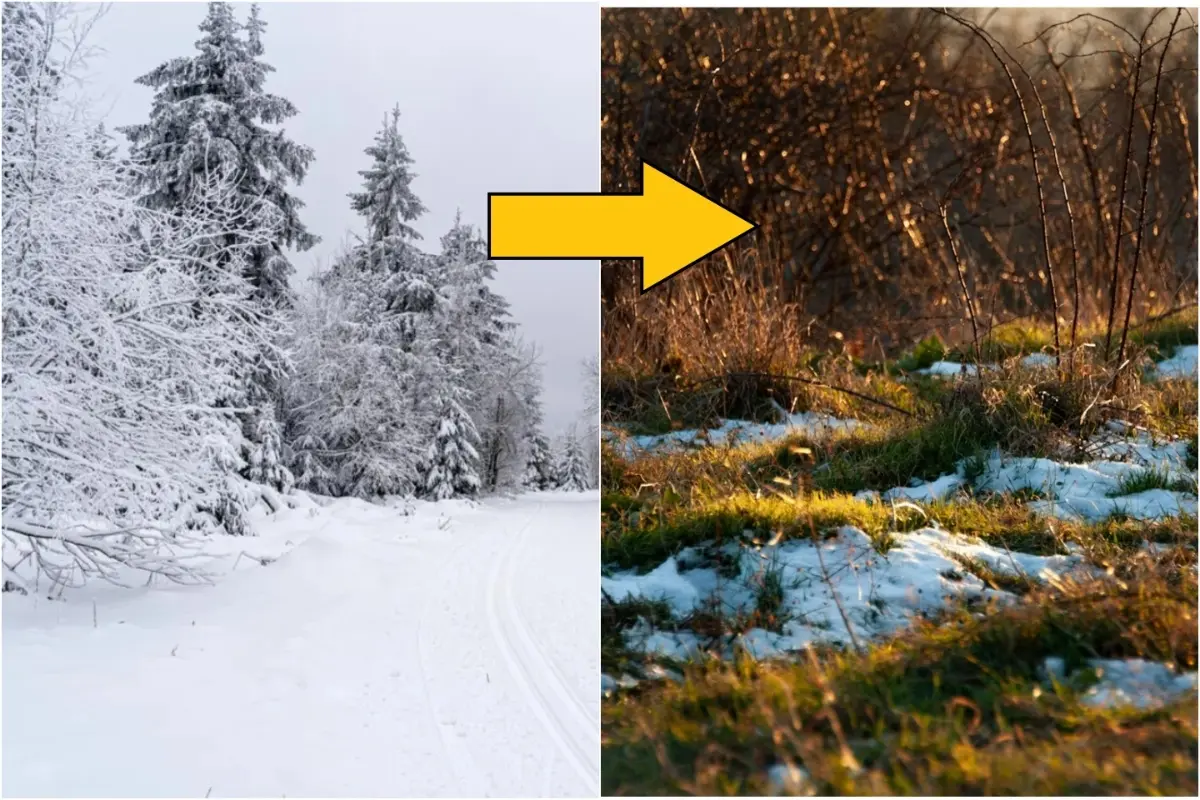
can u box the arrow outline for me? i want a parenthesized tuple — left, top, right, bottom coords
(486, 158, 759, 294)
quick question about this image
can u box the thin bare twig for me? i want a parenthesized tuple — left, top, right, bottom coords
(1114, 9, 1184, 391)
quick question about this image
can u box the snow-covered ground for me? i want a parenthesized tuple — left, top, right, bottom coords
(865, 427, 1197, 523)
(916, 360, 989, 376)
(1155, 344, 1199, 379)
(609, 411, 865, 458)
(914, 344, 1200, 381)
(1068, 658, 1197, 711)
(605, 418, 1195, 687)
(603, 525, 1092, 662)
(3, 492, 600, 798)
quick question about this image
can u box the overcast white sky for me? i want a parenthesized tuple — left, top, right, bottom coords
(78, 1, 599, 435)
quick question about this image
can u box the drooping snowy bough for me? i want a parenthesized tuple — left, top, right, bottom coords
(1, 5, 286, 590)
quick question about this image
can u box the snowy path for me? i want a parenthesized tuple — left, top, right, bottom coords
(3, 493, 599, 798)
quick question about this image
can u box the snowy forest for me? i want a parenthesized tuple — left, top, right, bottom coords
(1, 2, 597, 591)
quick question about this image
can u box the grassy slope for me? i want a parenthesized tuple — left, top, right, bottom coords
(601, 315, 1199, 795)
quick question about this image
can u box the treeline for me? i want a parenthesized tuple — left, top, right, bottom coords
(602, 8, 1198, 368)
(1, 3, 584, 590)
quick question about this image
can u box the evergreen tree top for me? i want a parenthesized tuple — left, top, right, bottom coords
(436, 211, 513, 343)
(349, 105, 427, 245)
(246, 3, 267, 58)
(120, 2, 315, 251)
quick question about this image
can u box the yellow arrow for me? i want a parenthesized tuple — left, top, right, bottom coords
(488, 161, 757, 292)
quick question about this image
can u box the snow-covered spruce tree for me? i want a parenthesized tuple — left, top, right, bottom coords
(288, 259, 426, 499)
(284, 107, 437, 499)
(2, 4, 284, 589)
(350, 105, 426, 248)
(522, 430, 558, 490)
(437, 211, 513, 361)
(120, 2, 312, 498)
(516, 363, 556, 491)
(556, 431, 591, 492)
(424, 394, 482, 501)
(430, 213, 535, 493)
(121, 1, 316, 300)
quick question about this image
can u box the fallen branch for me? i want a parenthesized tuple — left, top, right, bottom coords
(3, 516, 212, 589)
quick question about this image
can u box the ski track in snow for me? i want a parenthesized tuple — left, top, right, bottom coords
(3, 492, 599, 798)
(484, 510, 598, 790)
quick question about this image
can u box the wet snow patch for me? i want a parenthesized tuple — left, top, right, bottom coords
(868, 428, 1196, 524)
(1043, 657, 1198, 711)
(605, 525, 1090, 660)
(1153, 345, 1198, 380)
(609, 412, 864, 458)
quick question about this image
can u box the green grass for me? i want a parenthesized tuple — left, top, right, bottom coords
(601, 594, 678, 675)
(804, 408, 1006, 495)
(604, 380, 1054, 503)
(602, 570, 1199, 795)
(1129, 310, 1199, 359)
(601, 315, 1199, 796)
(896, 334, 948, 371)
(1111, 466, 1197, 497)
(602, 478, 1196, 573)
(935, 309, 1198, 366)
(947, 320, 1057, 364)
(749, 557, 789, 631)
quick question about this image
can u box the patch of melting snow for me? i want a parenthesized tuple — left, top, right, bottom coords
(1029, 488, 1196, 523)
(913, 345, 1198, 381)
(606, 525, 1091, 660)
(600, 664, 682, 698)
(609, 411, 865, 458)
(1089, 423, 1193, 471)
(1021, 352, 1056, 368)
(916, 360, 986, 376)
(1043, 657, 1198, 711)
(880, 473, 965, 503)
(1153, 345, 1198, 379)
(870, 428, 1196, 524)
(978, 453, 1195, 522)
(1082, 659, 1198, 710)
(767, 763, 817, 796)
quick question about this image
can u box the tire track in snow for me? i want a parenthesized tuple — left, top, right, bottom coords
(485, 508, 596, 792)
(501, 507, 597, 757)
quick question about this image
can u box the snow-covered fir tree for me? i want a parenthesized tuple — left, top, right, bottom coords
(350, 105, 426, 247)
(2, 3, 284, 587)
(121, 1, 316, 303)
(285, 107, 437, 498)
(556, 432, 590, 492)
(438, 211, 513, 356)
(283, 108, 545, 503)
(435, 214, 524, 492)
(522, 430, 558, 490)
(516, 368, 556, 491)
(424, 395, 482, 501)
(119, 2, 314, 503)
